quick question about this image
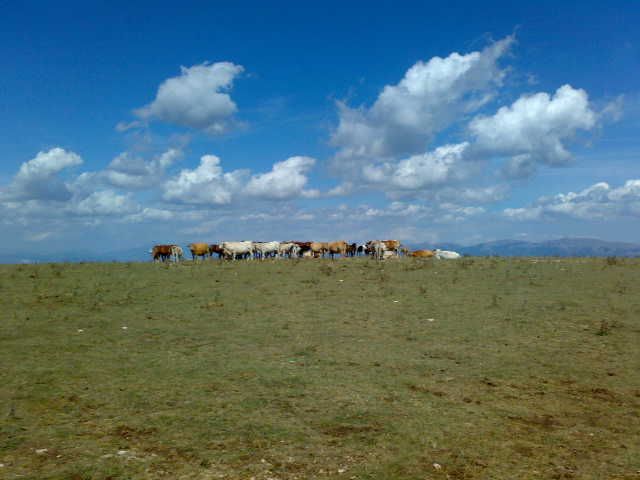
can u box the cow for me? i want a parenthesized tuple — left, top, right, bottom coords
(221, 241, 254, 260)
(188, 242, 210, 261)
(310, 242, 328, 258)
(253, 241, 280, 260)
(382, 240, 401, 256)
(346, 243, 357, 257)
(368, 240, 386, 260)
(290, 241, 312, 256)
(327, 241, 348, 259)
(278, 242, 300, 258)
(151, 245, 174, 262)
(171, 245, 185, 262)
(434, 249, 461, 259)
(411, 249, 435, 258)
(209, 244, 224, 259)
(356, 244, 366, 256)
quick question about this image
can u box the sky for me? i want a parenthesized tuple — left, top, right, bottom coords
(1, 1, 639, 254)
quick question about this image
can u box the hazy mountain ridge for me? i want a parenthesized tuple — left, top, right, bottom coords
(2, 238, 640, 264)
(411, 238, 640, 257)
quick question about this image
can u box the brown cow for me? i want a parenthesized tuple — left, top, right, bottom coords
(209, 244, 224, 259)
(327, 241, 347, 259)
(290, 241, 312, 256)
(188, 242, 210, 261)
(346, 243, 357, 257)
(151, 244, 174, 262)
(411, 249, 435, 258)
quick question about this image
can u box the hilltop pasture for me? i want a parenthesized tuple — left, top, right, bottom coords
(1, 257, 639, 479)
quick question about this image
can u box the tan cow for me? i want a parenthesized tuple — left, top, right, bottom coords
(327, 241, 347, 259)
(188, 242, 210, 261)
(310, 242, 328, 258)
(410, 249, 435, 258)
(382, 240, 401, 256)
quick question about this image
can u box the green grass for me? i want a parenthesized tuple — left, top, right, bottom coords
(1, 257, 639, 479)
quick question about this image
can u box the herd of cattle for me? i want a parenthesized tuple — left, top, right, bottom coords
(150, 240, 462, 262)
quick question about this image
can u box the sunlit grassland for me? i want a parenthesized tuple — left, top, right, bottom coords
(1, 257, 639, 479)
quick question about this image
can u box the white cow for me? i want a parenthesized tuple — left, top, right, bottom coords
(434, 249, 461, 259)
(170, 245, 184, 262)
(253, 241, 280, 259)
(278, 242, 299, 258)
(369, 240, 387, 260)
(221, 241, 254, 260)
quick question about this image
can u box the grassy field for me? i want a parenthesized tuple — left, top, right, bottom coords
(1, 257, 639, 479)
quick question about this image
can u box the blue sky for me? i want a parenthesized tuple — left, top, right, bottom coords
(1, 1, 639, 253)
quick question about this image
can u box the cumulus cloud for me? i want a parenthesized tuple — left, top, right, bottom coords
(163, 154, 248, 205)
(135, 62, 244, 134)
(2, 148, 82, 201)
(504, 179, 640, 221)
(331, 36, 513, 171)
(162, 153, 327, 203)
(362, 142, 471, 191)
(244, 156, 316, 200)
(104, 148, 183, 189)
(469, 84, 597, 177)
(72, 190, 139, 216)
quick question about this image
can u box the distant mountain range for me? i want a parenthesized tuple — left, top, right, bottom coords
(410, 238, 640, 258)
(1, 238, 639, 264)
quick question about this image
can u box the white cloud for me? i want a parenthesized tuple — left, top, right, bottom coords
(73, 190, 139, 216)
(135, 62, 244, 134)
(244, 156, 316, 200)
(2, 148, 82, 201)
(600, 95, 624, 122)
(327, 182, 353, 197)
(163, 154, 248, 205)
(363, 142, 471, 191)
(504, 179, 640, 221)
(115, 120, 144, 132)
(104, 148, 183, 189)
(469, 84, 597, 177)
(124, 207, 175, 223)
(435, 185, 508, 204)
(331, 36, 513, 170)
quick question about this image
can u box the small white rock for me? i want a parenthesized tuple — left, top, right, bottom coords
(338, 467, 347, 473)
(121, 326, 128, 330)
(0, 463, 5, 467)
(433, 462, 442, 470)
(339, 279, 344, 282)
(77, 329, 84, 333)
(393, 300, 399, 303)
(117, 450, 128, 455)
(35, 448, 48, 455)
